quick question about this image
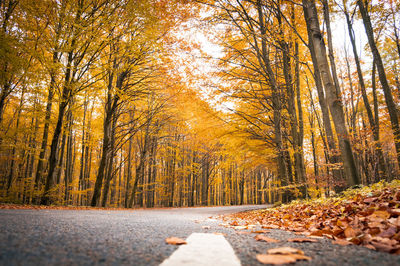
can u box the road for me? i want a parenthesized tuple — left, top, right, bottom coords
(1, 205, 399, 265)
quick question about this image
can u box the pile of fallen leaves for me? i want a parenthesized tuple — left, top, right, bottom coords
(224, 180, 400, 254)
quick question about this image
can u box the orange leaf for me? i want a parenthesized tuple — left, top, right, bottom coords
(287, 254, 312, 261)
(369, 210, 390, 220)
(344, 227, 357, 238)
(262, 224, 280, 229)
(287, 238, 318, 243)
(253, 230, 270, 234)
(254, 235, 280, 243)
(332, 239, 352, 246)
(256, 254, 297, 265)
(165, 237, 187, 245)
(237, 231, 251, 235)
(267, 247, 304, 255)
(230, 221, 239, 226)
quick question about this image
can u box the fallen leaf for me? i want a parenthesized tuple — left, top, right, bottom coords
(253, 230, 270, 234)
(363, 197, 378, 204)
(287, 254, 312, 261)
(262, 224, 280, 229)
(369, 210, 390, 220)
(344, 227, 357, 238)
(287, 238, 318, 243)
(233, 225, 248, 230)
(332, 239, 352, 246)
(267, 247, 304, 255)
(254, 235, 280, 243)
(165, 237, 186, 245)
(377, 226, 397, 238)
(230, 221, 239, 226)
(370, 241, 396, 253)
(202, 226, 210, 229)
(213, 232, 226, 236)
(256, 254, 297, 265)
(364, 244, 376, 250)
(236, 231, 251, 235)
(389, 209, 400, 216)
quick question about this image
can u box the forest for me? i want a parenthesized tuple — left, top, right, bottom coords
(0, 0, 399, 208)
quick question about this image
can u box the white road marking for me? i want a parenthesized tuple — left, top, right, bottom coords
(160, 233, 241, 266)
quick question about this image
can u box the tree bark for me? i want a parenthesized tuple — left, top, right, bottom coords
(303, 0, 360, 186)
(357, 0, 400, 169)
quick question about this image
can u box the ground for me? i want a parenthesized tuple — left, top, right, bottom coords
(1, 204, 400, 265)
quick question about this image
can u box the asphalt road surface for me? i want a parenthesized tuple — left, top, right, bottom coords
(1, 205, 400, 265)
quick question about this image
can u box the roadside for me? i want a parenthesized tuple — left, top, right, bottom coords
(219, 180, 400, 264)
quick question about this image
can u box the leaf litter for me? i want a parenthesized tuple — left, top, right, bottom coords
(224, 180, 400, 254)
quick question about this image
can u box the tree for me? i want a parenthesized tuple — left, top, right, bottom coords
(302, 0, 360, 186)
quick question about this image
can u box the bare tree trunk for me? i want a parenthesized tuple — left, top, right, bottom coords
(357, 0, 400, 169)
(303, 0, 360, 186)
(64, 111, 74, 205)
(255, 0, 288, 189)
(124, 136, 133, 208)
(100, 112, 117, 207)
(128, 124, 150, 208)
(343, 6, 387, 179)
(6, 88, 25, 192)
(78, 96, 88, 204)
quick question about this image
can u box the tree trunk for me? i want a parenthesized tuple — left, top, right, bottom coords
(101, 113, 117, 207)
(357, 0, 400, 169)
(344, 6, 387, 179)
(303, 0, 360, 186)
(255, 0, 288, 189)
(90, 105, 113, 206)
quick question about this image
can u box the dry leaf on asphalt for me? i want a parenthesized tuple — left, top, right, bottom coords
(254, 235, 280, 243)
(256, 253, 311, 264)
(267, 247, 304, 255)
(332, 239, 353, 246)
(287, 238, 318, 243)
(253, 230, 270, 234)
(202, 226, 210, 229)
(236, 231, 251, 235)
(256, 254, 297, 265)
(165, 237, 187, 245)
(233, 225, 248, 230)
(288, 254, 312, 261)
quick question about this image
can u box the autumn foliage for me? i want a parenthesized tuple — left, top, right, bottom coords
(1, 0, 400, 209)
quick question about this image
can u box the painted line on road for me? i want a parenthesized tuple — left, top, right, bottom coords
(160, 233, 241, 266)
